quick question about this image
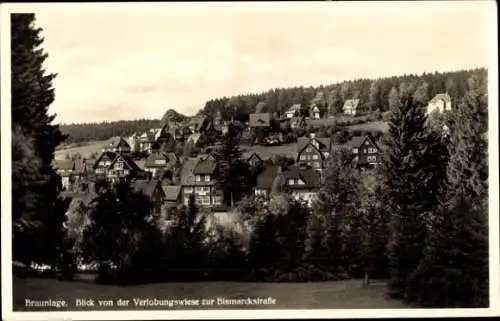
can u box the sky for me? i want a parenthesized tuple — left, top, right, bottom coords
(22, 1, 495, 124)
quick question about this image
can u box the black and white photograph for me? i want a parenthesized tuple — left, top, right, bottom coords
(1, 1, 498, 320)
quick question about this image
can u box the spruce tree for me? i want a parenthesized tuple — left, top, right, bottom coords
(406, 77, 488, 307)
(11, 14, 69, 265)
(382, 91, 448, 299)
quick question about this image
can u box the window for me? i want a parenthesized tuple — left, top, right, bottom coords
(201, 196, 210, 205)
(353, 148, 358, 154)
(367, 156, 377, 162)
(306, 147, 312, 152)
(323, 152, 329, 158)
(313, 162, 320, 168)
(354, 156, 359, 162)
(115, 160, 124, 169)
(288, 179, 295, 185)
(300, 155, 306, 161)
(184, 187, 193, 194)
(205, 175, 210, 182)
(155, 159, 166, 165)
(368, 148, 378, 153)
(195, 186, 203, 192)
(297, 179, 305, 185)
(312, 154, 319, 160)
(363, 149, 367, 153)
(195, 175, 201, 182)
(365, 141, 369, 145)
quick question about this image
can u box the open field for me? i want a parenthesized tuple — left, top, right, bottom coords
(241, 143, 297, 160)
(305, 115, 372, 127)
(346, 121, 389, 132)
(54, 138, 115, 160)
(13, 276, 409, 311)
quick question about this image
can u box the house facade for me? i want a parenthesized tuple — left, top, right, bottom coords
(427, 93, 452, 114)
(254, 165, 320, 207)
(144, 152, 178, 179)
(246, 152, 263, 169)
(333, 135, 383, 167)
(290, 116, 306, 130)
(180, 155, 223, 207)
(296, 133, 332, 172)
(343, 99, 360, 116)
(132, 179, 166, 215)
(309, 104, 321, 119)
(92, 151, 144, 182)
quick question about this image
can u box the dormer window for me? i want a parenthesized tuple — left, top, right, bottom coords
(353, 148, 358, 154)
(195, 175, 201, 182)
(205, 175, 210, 182)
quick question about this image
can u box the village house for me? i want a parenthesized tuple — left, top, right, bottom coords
(254, 165, 320, 207)
(144, 152, 178, 179)
(296, 133, 333, 172)
(427, 93, 452, 114)
(135, 131, 156, 154)
(285, 103, 301, 118)
(106, 153, 144, 182)
(132, 179, 166, 216)
(187, 115, 212, 134)
(246, 152, 264, 169)
(309, 104, 321, 119)
(162, 185, 182, 208)
(180, 154, 223, 207)
(343, 99, 360, 116)
(53, 159, 76, 191)
(102, 137, 132, 154)
(333, 134, 383, 167)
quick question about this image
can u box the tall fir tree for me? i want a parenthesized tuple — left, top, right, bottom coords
(212, 124, 249, 207)
(406, 76, 488, 307)
(382, 90, 448, 299)
(11, 14, 69, 265)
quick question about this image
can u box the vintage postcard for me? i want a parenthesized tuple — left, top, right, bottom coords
(1, 1, 499, 320)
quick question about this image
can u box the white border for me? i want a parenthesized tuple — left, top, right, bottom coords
(1, 2, 499, 320)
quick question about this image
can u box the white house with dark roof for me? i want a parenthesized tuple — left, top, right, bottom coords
(285, 104, 301, 118)
(296, 133, 333, 172)
(343, 99, 360, 115)
(427, 93, 452, 114)
(332, 134, 383, 166)
(179, 154, 222, 207)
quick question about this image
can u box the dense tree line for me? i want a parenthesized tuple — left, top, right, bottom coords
(200, 68, 487, 119)
(59, 119, 161, 144)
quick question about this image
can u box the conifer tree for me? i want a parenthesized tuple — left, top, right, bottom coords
(382, 91, 448, 299)
(406, 77, 488, 307)
(11, 14, 69, 265)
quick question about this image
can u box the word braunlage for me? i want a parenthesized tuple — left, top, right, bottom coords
(25, 297, 277, 309)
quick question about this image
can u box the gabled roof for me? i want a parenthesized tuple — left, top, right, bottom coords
(247, 152, 263, 164)
(249, 113, 271, 127)
(255, 101, 269, 113)
(193, 156, 216, 175)
(180, 157, 201, 186)
(429, 93, 451, 104)
(297, 137, 332, 153)
(290, 116, 305, 124)
(109, 137, 131, 149)
(188, 116, 208, 131)
(187, 133, 201, 145)
(132, 180, 162, 198)
(286, 104, 301, 113)
(282, 167, 321, 190)
(343, 99, 360, 109)
(145, 152, 178, 169)
(333, 135, 380, 150)
(93, 151, 118, 169)
(255, 166, 280, 190)
(162, 185, 182, 201)
(109, 154, 142, 172)
(53, 160, 75, 171)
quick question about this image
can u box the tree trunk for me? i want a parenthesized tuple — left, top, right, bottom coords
(363, 270, 370, 287)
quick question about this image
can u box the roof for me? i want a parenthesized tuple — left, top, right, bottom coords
(109, 137, 131, 149)
(287, 104, 301, 113)
(290, 116, 305, 124)
(109, 154, 142, 172)
(187, 133, 201, 145)
(333, 135, 380, 150)
(429, 93, 451, 104)
(162, 185, 182, 201)
(93, 151, 118, 169)
(249, 113, 271, 127)
(180, 157, 201, 186)
(343, 99, 360, 109)
(281, 167, 321, 190)
(188, 116, 207, 131)
(193, 156, 216, 175)
(247, 152, 263, 163)
(132, 180, 160, 197)
(53, 160, 75, 171)
(255, 166, 280, 190)
(145, 152, 177, 169)
(297, 137, 332, 153)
